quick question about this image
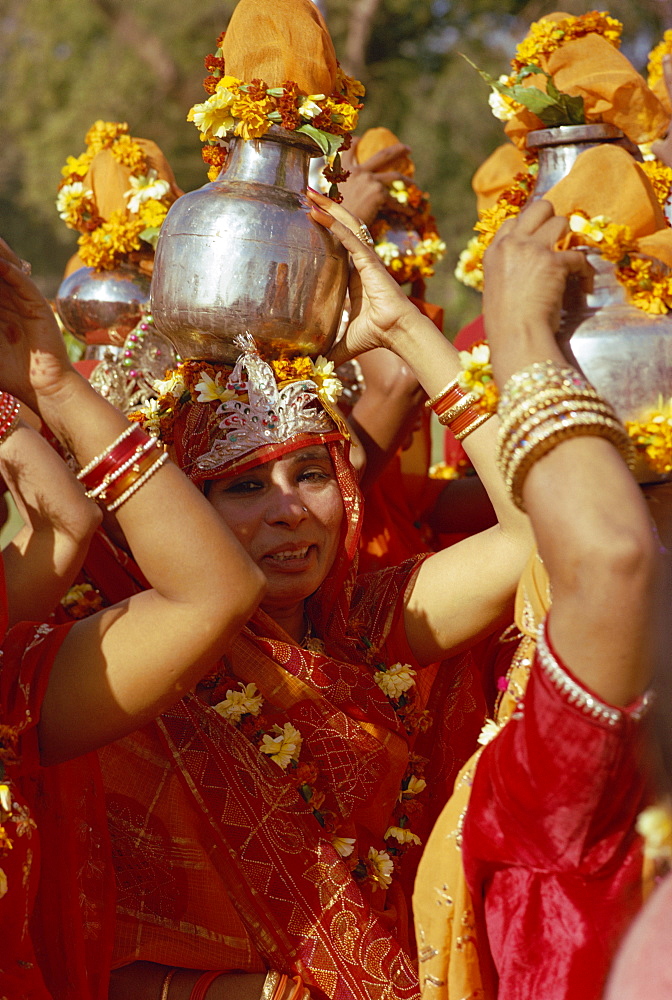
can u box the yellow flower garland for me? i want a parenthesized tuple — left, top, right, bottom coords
(648, 30, 672, 90)
(626, 397, 672, 475)
(190, 35, 364, 180)
(511, 11, 622, 74)
(56, 121, 173, 271)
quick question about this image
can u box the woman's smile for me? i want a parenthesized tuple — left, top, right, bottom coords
(206, 445, 344, 630)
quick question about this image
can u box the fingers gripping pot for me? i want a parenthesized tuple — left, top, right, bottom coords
(150, 126, 349, 363)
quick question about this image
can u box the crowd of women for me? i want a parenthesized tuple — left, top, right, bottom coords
(2, 2, 672, 999)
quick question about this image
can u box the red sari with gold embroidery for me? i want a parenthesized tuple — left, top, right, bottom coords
(66, 437, 485, 1000)
(0, 617, 114, 1000)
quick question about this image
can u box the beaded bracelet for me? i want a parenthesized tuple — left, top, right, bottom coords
(86, 437, 157, 500)
(77, 425, 147, 490)
(497, 361, 634, 510)
(0, 393, 21, 446)
(107, 450, 169, 512)
(160, 968, 177, 1000)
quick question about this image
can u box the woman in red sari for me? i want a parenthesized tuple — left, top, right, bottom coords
(99, 189, 538, 1000)
(0, 241, 264, 1000)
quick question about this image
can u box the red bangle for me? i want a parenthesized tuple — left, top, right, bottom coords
(287, 975, 310, 1000)
(189, 971, 224, 1000)
(0, 393, 21, 444)
(434, 385, 468, 417)
(450, 402, 486, 437)
(91, 439, 164, 505)
(77, 425, 148, 490)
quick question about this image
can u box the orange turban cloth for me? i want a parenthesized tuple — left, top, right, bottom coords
(638, 230, 672, 269)
(355, 127, 415, 176)
(505, 29, 668, 148)
(221, 0, 337, 95)
(64, 138, 182, 278)
(472, 143, 528, 213)
(542, 144, 666, 238)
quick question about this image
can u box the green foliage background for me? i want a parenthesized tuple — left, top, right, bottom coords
(0, 0, 668, 335)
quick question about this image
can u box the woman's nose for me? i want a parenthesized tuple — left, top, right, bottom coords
(264, 487, 308, 527)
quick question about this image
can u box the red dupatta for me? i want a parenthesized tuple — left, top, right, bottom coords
(97, 431, 484, 998)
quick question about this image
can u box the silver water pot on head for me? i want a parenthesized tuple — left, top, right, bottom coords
(559, 252, 672, 484)
(55, 264, 150, 356)
(150, 126, 349, 362)
(524, 125, 672, 483)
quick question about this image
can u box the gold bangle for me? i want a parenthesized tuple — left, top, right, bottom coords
(425, 377, 460, 411)
(498, 360, 594, 413)
(499, 402, 622, 479)
(497, 398, 616, 473)
(454, 410, 493, 441)
(437, 393, 478, 426)
(261, 971, 281, 1000)
(160, 968, 177, 1000)
(505, 413, 633, 510)
(500, 386, 604, 435)
(106, 451, 170, 512)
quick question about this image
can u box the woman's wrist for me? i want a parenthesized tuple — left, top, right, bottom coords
(386, 308, 460, 395)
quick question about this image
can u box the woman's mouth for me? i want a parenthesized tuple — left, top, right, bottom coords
(262, 545, 314, 570)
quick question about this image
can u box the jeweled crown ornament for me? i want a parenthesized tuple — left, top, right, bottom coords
(195, 334, 344, 470)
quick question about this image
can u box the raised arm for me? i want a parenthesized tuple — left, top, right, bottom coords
(309, 190, 534, 665)
(0, 246, 265, 765)
(483, 202, 662, 705)
(1, 418, 101, 626)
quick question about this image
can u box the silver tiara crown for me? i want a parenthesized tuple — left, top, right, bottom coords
(196, 334, 339, 471)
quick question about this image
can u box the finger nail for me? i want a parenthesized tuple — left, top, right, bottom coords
(307, 186, 319, 195)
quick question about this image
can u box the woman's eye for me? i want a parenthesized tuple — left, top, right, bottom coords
(299, 468, 330, 483)
(225, 479, 263, 494)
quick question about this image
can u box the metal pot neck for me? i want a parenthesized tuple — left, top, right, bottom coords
(219, 131, 312, 193)
(527, 124, 628, 200)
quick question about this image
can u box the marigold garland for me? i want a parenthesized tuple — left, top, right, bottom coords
(190, 33, 364, 183)
(56, 121, 174, 271)
(647, 30, 672, 90)
(626, 396, 672, 474)
(455, 152, 672, 316)
(511, 10, 622, 74)
(455, 164, 537, 293)
(129, 355, 344, 444)
(370, 180, 445, 286)
(564, 212, 672, 315)
(640, 159, 672, 208)
(481, 12, 622, 128)
(199, 646, 428, 895)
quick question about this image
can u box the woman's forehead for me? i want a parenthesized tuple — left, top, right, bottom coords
(226, 444, 332, 479)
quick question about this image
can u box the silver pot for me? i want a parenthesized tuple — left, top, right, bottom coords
(560, 252, 672, 483)
(151, 126, 349, 362)
(55, 265, 150, 348)
(527, 123, 628, 199)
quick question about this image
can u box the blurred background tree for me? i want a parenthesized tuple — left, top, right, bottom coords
(1, 0, 670, 333)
